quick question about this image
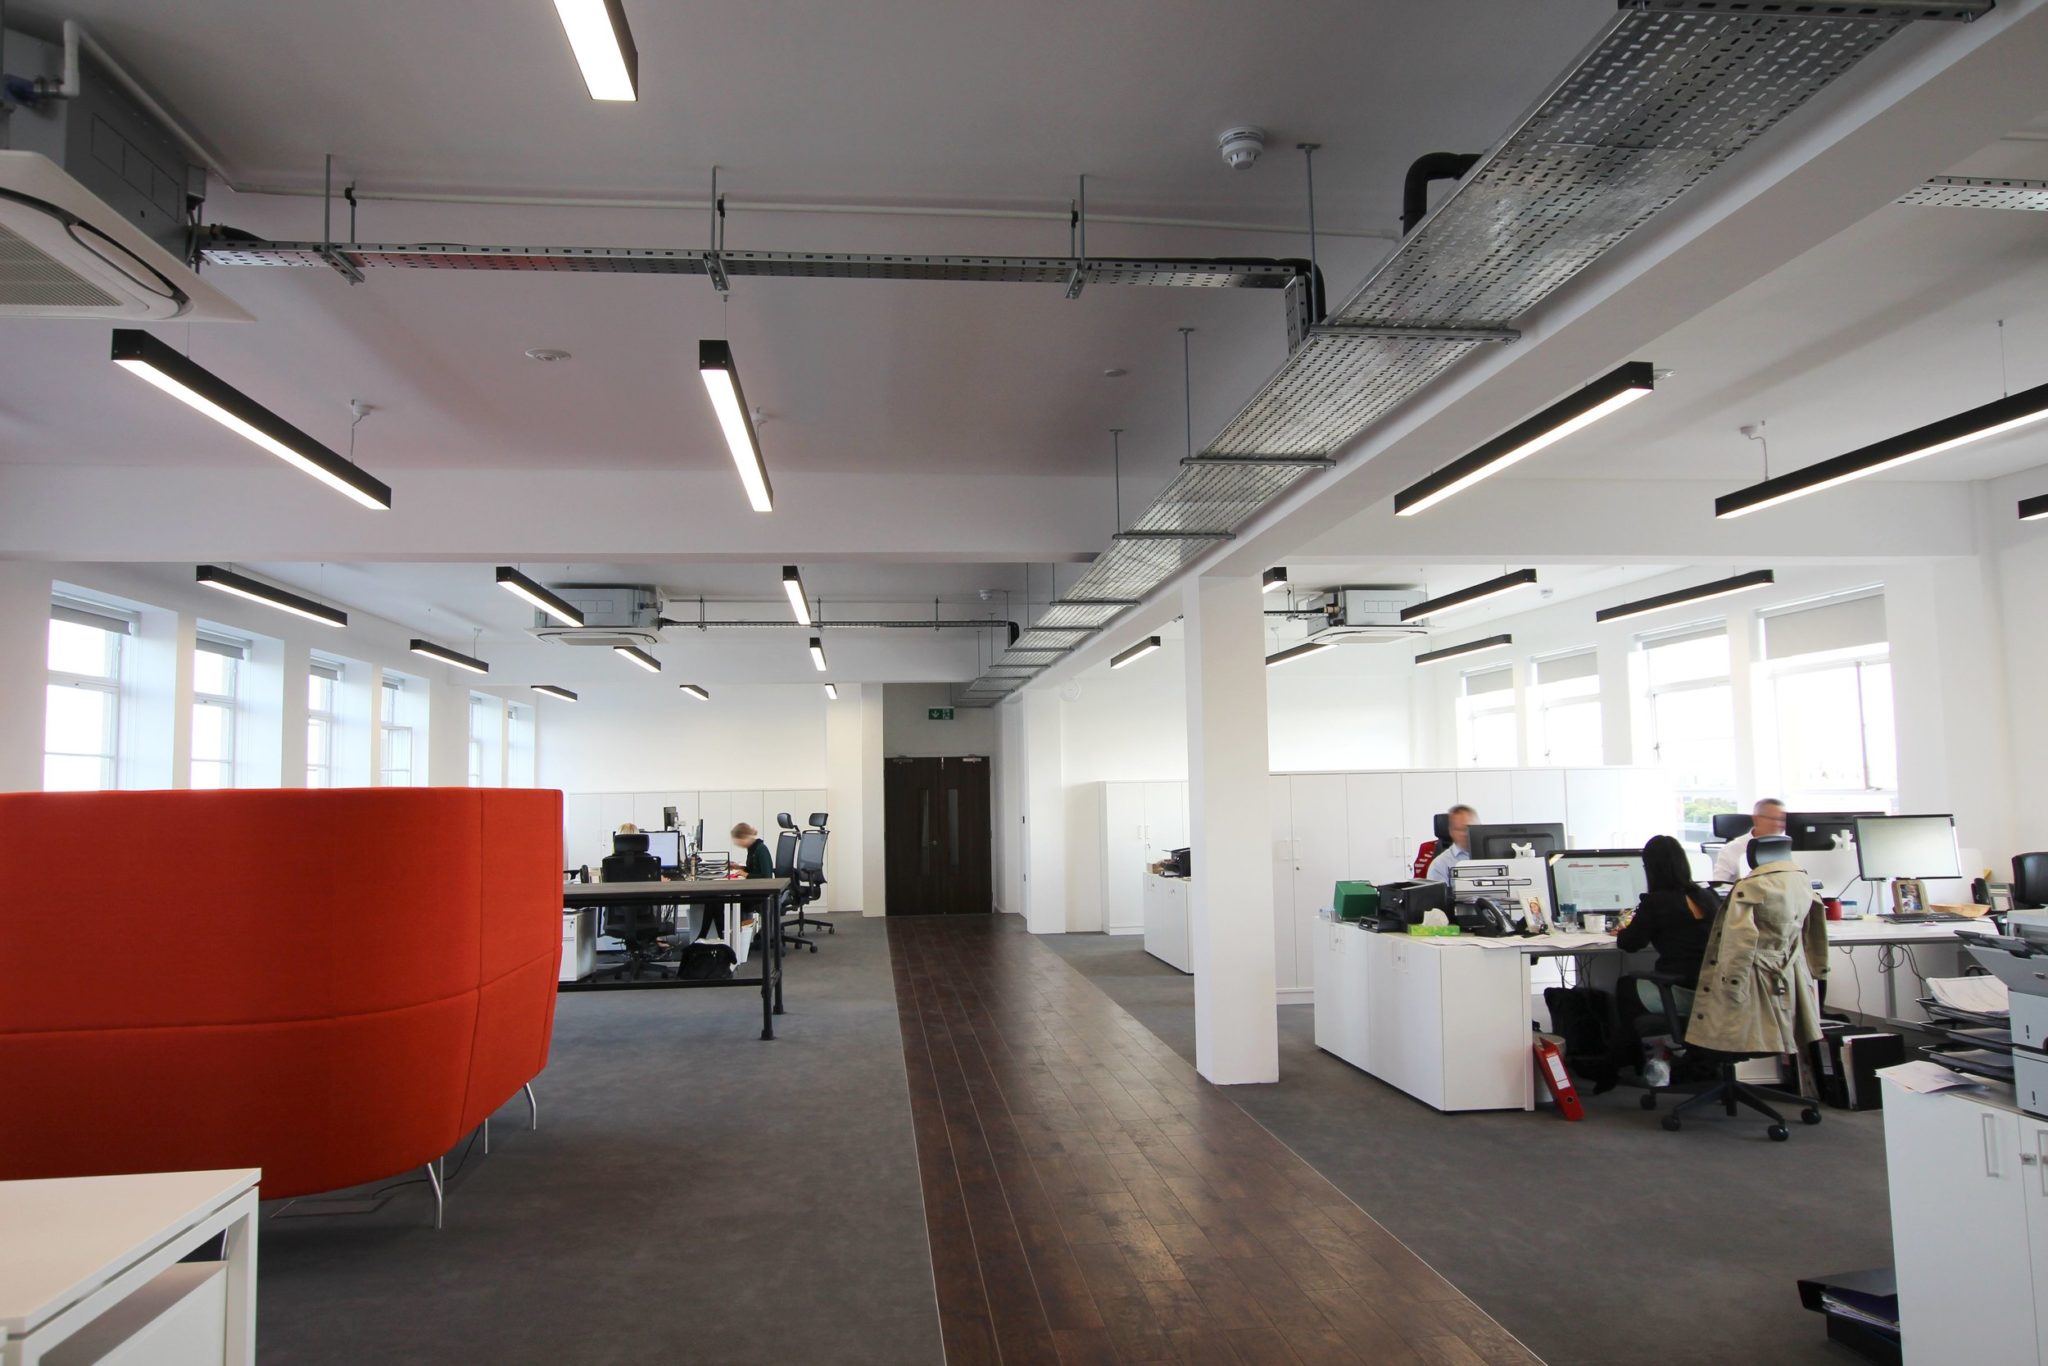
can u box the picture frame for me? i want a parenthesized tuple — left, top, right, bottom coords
(1891, 878, 1927, 916)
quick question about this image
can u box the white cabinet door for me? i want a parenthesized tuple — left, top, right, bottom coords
(1885, 1087, 2036, 1365)
(1144, 781, 1188, 857)
(1400, 771, 1458, 867)
(1509, 769, 1568, 829)
(761, 790, 806, 829)
(1289, 774, 1350, 995)
(1340, 925, 1372, 1070)
(1103, 783, 1147, 935)
(696, 792, 735, 857)
(1344, 774, 1407, 885)
(1455, 770, 1514, 826)
(1313, 921, 1342, 1052)
(2022, 1116, 2048, 1366)
(1270, 775, 1296, 991)
(562, 794, 604, 870)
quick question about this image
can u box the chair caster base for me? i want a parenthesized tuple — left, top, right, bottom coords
(1801, 1108, 1822, 1125)
(1768, 1124, 1790, 1142)
(1661, 1115, 1681, 1132)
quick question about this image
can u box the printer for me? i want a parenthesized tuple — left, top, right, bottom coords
(1374, 879, 1450, 932)
(1960, 909, 2048, 1117)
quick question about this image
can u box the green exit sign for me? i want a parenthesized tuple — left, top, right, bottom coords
(928, 707, 955, 721)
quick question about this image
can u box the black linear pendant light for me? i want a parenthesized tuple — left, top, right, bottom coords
(495, 567, 585, 627)
(195, 565, 348, 627)
(1594, 570, 1775, 623)
(699, 341, 774, 512)
(2019, 493, 2048, 522)
(411, 639, 489, 674)
(1415, 634, 1511, 665)
(1399, 569, 1538, 623)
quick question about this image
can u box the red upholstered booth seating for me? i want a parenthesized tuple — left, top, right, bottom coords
(0, 787, 562, 1199)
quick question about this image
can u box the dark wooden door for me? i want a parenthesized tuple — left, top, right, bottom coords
(885, 756, 992, 915)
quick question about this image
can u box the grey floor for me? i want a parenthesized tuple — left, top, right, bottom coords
(256, 915, 943, 1366)
(1042, 933, 1889, 1366)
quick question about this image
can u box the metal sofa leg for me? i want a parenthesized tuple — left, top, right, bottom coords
(424, 1160, 445, 1230)
(524, 1082, 538, 1131)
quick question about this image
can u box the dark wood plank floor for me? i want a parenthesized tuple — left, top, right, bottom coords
(888, 915, 1542, 1366)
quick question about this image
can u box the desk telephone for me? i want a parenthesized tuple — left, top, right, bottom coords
(1454, 895, 1532, 938)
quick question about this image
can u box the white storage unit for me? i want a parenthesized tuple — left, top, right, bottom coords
(1098, 781, 1189, 936)
(1143, 874, 1191, 973)
(1882, 1078, 2048, 1364)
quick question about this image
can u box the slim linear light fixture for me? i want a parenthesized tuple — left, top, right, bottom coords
(1594, 569, 1776, 624)
(808, 636, 828, 671)
(495, 566, 585, 627)
(411, 639, 489, 675)
(195, 565, 347, 627)
(1717, 377, 2048, 519)
(1395, 362, 1656, 516)
(1266, 640, 1331, 668)
(2022, 493, 2048, 522)
(699, 340, 774, 512)
(1399, 568, 1538, 623)
(111, 330, 393, 510)
(532, 685, 579, 702)
(1111, 637, 1162, 669)
(1415, 634, 1511, 665)
(680, 684, 710, 700)
(615, 645, 662, 673)
(552, 0, 638, 101)
(1262, 567, 1290, 595)
(823, 682, 839, 700)
(781, 566, 811, 625)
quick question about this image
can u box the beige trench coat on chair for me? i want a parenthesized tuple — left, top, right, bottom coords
(1683, 863, 1829, 1055)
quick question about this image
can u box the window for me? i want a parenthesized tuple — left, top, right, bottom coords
(506, 703, 535, 787)
(190, 633, 245, 789)
(1761, 592, 1895, 811)
(1638, 624, 1735, 843)
(467, 693, 501, 787)
(1531, 650, 1602, 767)
(1456, 665, 1518, 767)
(380, 677, 413, 786)
(45, 601, 128, 791)
(307, 660, 340, 788)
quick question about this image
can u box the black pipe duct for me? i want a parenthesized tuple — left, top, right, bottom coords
(1402, 153, 1481, 235)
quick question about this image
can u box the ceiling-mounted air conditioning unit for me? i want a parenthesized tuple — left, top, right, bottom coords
(530, 585, 664, 647)
(0, 25, 248, 321)
(1308, 587, 1430, 645)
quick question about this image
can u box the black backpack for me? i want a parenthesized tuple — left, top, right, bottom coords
(1543, 985, 1620, 1092)
(679, 942, 737, 981)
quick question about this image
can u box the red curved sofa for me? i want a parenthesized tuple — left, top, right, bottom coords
(0, 787, 562, 1199)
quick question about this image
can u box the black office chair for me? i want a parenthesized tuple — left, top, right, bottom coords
(772, 827, 817, 953)
(563, 865, 591, 884)
(2014, 852, 2048, 910)
(598, 835, 672, 980)
(782, 812, 835, 938)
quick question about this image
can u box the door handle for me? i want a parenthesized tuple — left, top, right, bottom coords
(2037, 1128, 2048, 1196)
(1985, 1113, 2003, 1179)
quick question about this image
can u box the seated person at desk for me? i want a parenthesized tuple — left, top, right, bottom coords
(1616, 834, 1718, 1016)
(1709, 797, 1784, 884)
(697, 822, 776, 943)
(1425, 805, 1476, 883)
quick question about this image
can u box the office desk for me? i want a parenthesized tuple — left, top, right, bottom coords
(1311, 917, 1975, 1113)
(558, 878, 789, 1040)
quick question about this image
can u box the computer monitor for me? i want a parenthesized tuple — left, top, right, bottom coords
(1546, 850, 1648, 918)
(639, 829, 682, 870)
(1786, 810, 1881, 853)
(1854, 814, 1961, 881)
(1467, 822, 1565, 860)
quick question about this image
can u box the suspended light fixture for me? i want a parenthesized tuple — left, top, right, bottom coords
(1395, 362, 1655, 516)
(680, 684, 710, 700)
(1265, 640, 1331, 668)
(1415, 634, 1511, 665)
(1399, 569, 1538, 623)
(699, 340, 774, 512)
(111, 330, 393, 510)
(1262, 567, 1290, 595)
(1717, 378, 2048, 519)
(495, 566, 585, 627)
(808, 637, 828, 672)
(411, 639, 489, 675)
(532, 685, 579, 702)
(1110, 637, 1162, 669)
(551, 0, 638, 101)
(1594, 569, 1775, 623)
(781, 566, 811, 625)
(194, 565, 347, 628)
(824, 683, 839, 700)
(2021, 493, 2048, 522)
(615, 645, 662, 673)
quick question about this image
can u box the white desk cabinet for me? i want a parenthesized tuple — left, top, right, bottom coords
(1882, 1079, 2048, 1364)
(1143, 875, 1192, 974)
(1100, 781, 1189, 936)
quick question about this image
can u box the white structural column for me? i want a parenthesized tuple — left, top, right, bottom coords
(0, 562, 52, 791)
(1182, 573, 1279, 1085)
(826, 683, 887, 916)
(1020, 688, 1066, 934)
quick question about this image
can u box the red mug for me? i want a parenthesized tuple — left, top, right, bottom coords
(1822, 897, 1843, 921)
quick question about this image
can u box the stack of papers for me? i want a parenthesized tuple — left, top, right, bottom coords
(1880, 1060, 1992, 1095)
(1928, 977, 2009, 1017)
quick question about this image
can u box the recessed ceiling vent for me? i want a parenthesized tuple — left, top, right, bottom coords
(529, 585, 663, 646)
(1308, 588, 1429, 646)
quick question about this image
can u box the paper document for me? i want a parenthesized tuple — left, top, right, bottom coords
(1928, 976, 2010, 1016)
(1880, 1060, 1993, 1095)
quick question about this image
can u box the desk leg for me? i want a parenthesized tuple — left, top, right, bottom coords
(223, 1190, 258, 1366)
(772, 893, 786, 1017)
(760, 894, 777, 1040)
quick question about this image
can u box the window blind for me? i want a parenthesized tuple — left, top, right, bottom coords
(1762, 590, 1885, 660)
(1462, 665, 1513, 697)
(1636, 622, 1724, 651)
(310, 659, 342, 681)
(1534, 650, 1597, 685)
(50, 597, 134, 635)
(196, 633, 248, 660)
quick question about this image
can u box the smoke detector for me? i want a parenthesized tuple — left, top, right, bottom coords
(1217, 126, 1266, 171)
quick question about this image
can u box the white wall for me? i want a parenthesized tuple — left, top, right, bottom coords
(1986, 462, 2048, 855)
(1265, 644, 1416, 771)
(883, 683, 996, 756)
(538, 684, 827, 793)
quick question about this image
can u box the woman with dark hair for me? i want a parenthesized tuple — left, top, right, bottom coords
(1616, 834, 1719, 1013)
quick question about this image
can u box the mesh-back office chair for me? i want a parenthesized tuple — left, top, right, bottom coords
(2015, 853, 2048, 909)
(782, 812, 835, 938)
(772, 827, 818, 953)
(598, 836, 674, 980)
(1625, 837, 1823, 1142)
